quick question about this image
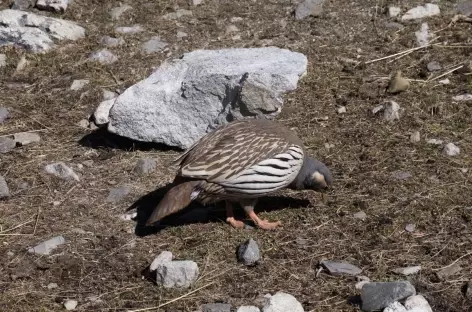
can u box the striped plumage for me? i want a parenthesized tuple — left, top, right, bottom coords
(146, 119, 333, 230)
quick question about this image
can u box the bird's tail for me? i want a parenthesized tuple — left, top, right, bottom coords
(145, 180, 203, 226)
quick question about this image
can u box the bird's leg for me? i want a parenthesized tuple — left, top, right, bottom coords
(240, 198, 282, 230)
(225, 201, 245, 229)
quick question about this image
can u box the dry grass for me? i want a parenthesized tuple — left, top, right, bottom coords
(1, 0, 472, 311)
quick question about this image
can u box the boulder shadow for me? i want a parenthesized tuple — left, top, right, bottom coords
(78, 127, 181, 152)
(128, 183, 311, 237)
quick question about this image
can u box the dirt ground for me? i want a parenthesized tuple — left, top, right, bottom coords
(1, 0, 472, 311)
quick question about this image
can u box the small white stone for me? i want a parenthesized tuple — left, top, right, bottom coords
(372, 104, 384, 115)
(89, 49, 118, 65)
(389, 6, 401, 17)
(115, 25, 144, 34)
(355, 281, 370, 290)
(404, 295, 432, 312)
(0, 54, 6, 67)
(452, 94, 472, 101)
(64, 299, 78, 310)
(405, 223, 416, 232)
(103, 90, 117, 100)
(150, 251, 173, 271)
(410, 131, 421, 143)
(415, 23, 430, 47)
(443, 143, 460, 156)
(44, 162, 80, 182)
(176, 31, 188, 39)
(383, 101, 401, 121)
(28, 236, 66, 255)
(231, 17, 244, 23)
(47, 282, 58, 289)
(438, 78, 450, 85)
(192, 0, 203, 5)
(384, 301, 407, 312)
(391, 265, 422, 276)
(226, 24, 239, 34)
(16, 56, 29, 72)
(427, 138, 443, 145)
(461, 168, 468, 174)
(36, 0, 70, 13)
(77, 119, 90, 129)
(401, 3, 440, 20)
(262, 292, 304, 312)
(120, 212, 137, 221)
(353, 211, 367, 221)
(237, 306, 260, 312)
(7, 251, 14, 257)
(337, 106, 347, 114)
(70, 79, 89, 91)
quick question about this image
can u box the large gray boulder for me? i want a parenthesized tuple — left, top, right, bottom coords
(0, 9, 85, 53)
(93, 47, 308, 149)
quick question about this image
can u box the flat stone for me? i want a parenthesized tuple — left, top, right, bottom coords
(11, 0, 35, 10)
(436, 262, 462, 280)
(453, 94, 472, 101)
(106, 186, 131, 203)
(110, 4, 132, 20)
(457, 1, 472, 16)
(36, 0, 71, 13)
(162, 9, 193, 20)
(176, 31, 188, 39)
(361, 281, 416, 311)
(237, 238, 260, 266)
(401, 3, 440, 20)
(141, 36, 168, 54)
(383, 101, 401, 121)
(262, 292, 304, 312)
(28, 235, 66, 255)
(384, 22, 404, 30)
(115, 25, 144, 34)
(63, 299, 78, 310)
(237, 306, 260, 312)
(0, 54, 6, 67)
(0, 107, 9, 123)
(410, 131, 421, 143)
(149, 251, 173, 271)
(0, 175, 10, 198)
(155, 260, 199, 288)
(438, 78, 450, 85)
(353, 211, 367, 221)
(89, 49, 118, 65)
(47, 282, 58, 289)
(404, 295, 432, 312)
(133, 158, 157, 175)
(295, 0, 325, 20)
(388, 7, 401, 17)
(12, 132, 41, 146)
(443, 143, 460, 156)
(427, 138, 443, 145)
(321, 260, 362, 276)
(391, 266, 421, 276)
(44, 162, 80, 182)
(0, 137, 16, 154)
(427, 61, 441, 72)
(405, 223, 416, 232)
(100, 36, 125, 47)
(0, 9, 85, 53)
(96, 47, 308, 149)
(384, 302, 407, 312)
(337, 106, 346, 114)
(70, 79, 89, 91)
(201, 303, 232, 312)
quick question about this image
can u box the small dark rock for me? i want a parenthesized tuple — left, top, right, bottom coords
(320, 260, 362, 276)
(0, 137, 16, 154)
(427, 61, 441, 72)
(361, 281, 416, 311)
(237, 238, 260, 266)
(201, 303, 232, 312)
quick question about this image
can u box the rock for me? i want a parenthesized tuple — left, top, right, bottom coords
(63, 299, 78, 310)
(361, 281, 416, 312)
(0, 137, 16, 154)
(410, 131, 421, 143)
(192, 0, 203, 5)
(106, 186, 131, 203)
(0, 9, 85, 53)
(176, 31, 188, 39)
(89, 49, 118, 65)
(0, 107, 9, 123)
(405, 224, 415, 232)
(295, 0, 325, 20)
(384, 302, 407, 312)
(465, 280, 472, 300)
(28, 235, 66, 255)
(438, 78, 450, 85)
(15, 56, 29, 72)
(110, 4, 132, 20)
(356, 281, 370, 290)
(12, 132, 41, 146)
(387, 71, 409, 94)
(77, 119, 90, 129)
(94, 98, 116, 125)
(155, 260, 199, 288)
(384, 22, 404, 30)
(103, 90, 118, 100)
(404, 295, 432, 312)
(436, 262, 462, 280)
(115, 25, 143, 34)
(45, 162, 80, 182)
(201, 303, 232, 312)
(321, 260, 362, 276)
(415, 23, 430, 47)
(119, 212, 137, 221)
(391, 266, 421, 276)
(11, 0, 35, 10)
(237, 238, 260, 266)
(231, 17, 244, 23)
(391, 171, 411, 180)
(383, 101, 401, 121)
(0, 175, 10, 198)
(70, 79, 89, 91)
(457, 1, 472, 16)
(353, 211, 367, 221)
(262, 292, 304, 312)
(0, 54, 6, 67)
(95, 47, 307, 149)
(149, 251, 173, 271)
(452, 94, 472, 101)
(47, 282, 58, 289)
(100, 36, 125, 47)
(141, 36, 168, 54)
(389, 7, 401, 17)
(162, 9, 193, 20)
(337, 106, 346, 114)
(401, 3, 440, 20)
(427, 61, 441, 72)
(237, 306, 260, 312)
(427, 138, 443, 145)
(36, 0, 70, 13)
(133, 158, 157, 175)
(443, 143, 460, 156)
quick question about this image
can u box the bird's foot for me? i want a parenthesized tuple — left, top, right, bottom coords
(226, 217, 245, 229)
(255, 219, 282, 230)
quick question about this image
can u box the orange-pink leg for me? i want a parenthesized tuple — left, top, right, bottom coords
(225, 201, 245, 229)
(241, 198, 282, 230)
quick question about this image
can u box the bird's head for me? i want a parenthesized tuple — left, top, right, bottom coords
(290, 156, 333, 192)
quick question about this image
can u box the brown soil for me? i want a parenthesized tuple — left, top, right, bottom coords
(1, 0, 471, 311)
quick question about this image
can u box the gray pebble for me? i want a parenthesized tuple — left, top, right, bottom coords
(106, 186, 131, 203)
(47, 282, 58, 289)
(13, 132, 41, 146)
(405, 223, 415, 232)
(44, 162, 80, 182)
(295, 0, 325, 20)
(0, 175, 10, 198)
(0, 54, 6, 67)
(353, 211, 367, 221)
(115, 25, 144, 34)
(28, 236, 66, 255)
(0, 107, 9, 123)
(133, 158, 157, 175)
(391, 266, 421, 276)
(89, 49, 118, 65)
(237, 238, 260, 266)
(100, 36, 125, 48)
(361, 281, 416, 311)
(141, 36, 168, 54)
(0, 137, 16, 154)
(320, 260, 362, 276)
(427, 61, 441, 72)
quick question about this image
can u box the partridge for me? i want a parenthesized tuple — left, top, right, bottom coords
(146, 119, 333, 230)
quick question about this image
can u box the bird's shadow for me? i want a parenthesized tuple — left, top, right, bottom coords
(127, 182, 311, 237)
